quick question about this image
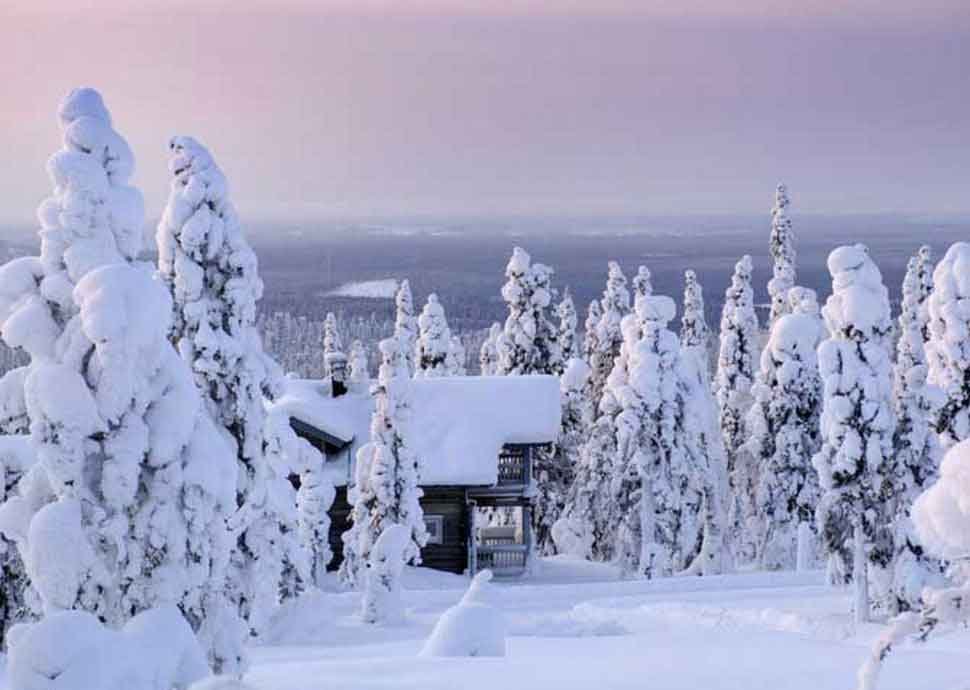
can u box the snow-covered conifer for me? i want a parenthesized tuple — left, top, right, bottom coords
(556, 289, 579, 364)
(612, 295, 706, 578)
(714, 256, 759, 558)
(323, 311, 345, 382)
(479, 323, 501, 376)
(340, 338, 427, 587)
(349, 340, 369, 393)
(446, 335, 467, 376)
(496, 248, 559, 376)
(768, 184, 796, 325)
(0, 437, 34, 646)
(680, 270, 709, 369)
(415, 294, 452, 378)
(813, 245, 894, 622)
(632, 266, 653, 311)
(393, 279, 418, 375)
(588, 262, 630, 404)
(156, 136, 309, 637)
(0, 89, 241, 671)
(555, 410, 617, 560)
(926, 243, 970, 448)
(677, 271, 728, 576)
(535, 358, 592, 555)
(746, 287, 823, 570)
(582, 300, 602, 363)
(884, 250, 945, 612)
(361, 523, 411, 624)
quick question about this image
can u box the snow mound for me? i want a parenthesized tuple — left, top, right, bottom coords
(913, 439, 970, 559)
(420, 570, 507, 657)
(7, 606, 207, 690)
(326, 279, 399, 299)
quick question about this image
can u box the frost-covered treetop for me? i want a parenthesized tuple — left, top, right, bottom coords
(632, 265, 653, 307)
(821, 244, 891, 341)
(601, 261, 630, 314)
(561, 357, 591, 394)
(637, 294, 677, 327)
(787, 286, 819, 317)
(681, 269, 707, 351)
(773, 183, 790, 214)
(39, 87, 145, 292)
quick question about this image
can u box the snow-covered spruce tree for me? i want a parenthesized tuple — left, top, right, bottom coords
(745, 287, 823, 571)
(535, 358, 592, 555)
(632, 265, 653, 311)
(340, 337, 428, 588)
(157, 136, 309, 638)
(555, 401, 618, 560)
(926, 242, 970, 449)
(813, 245, 894, 622)
(612, 295, 707, 578)
(582, 299, 602, 363)
(479, 323, 501, 376)
(884, 251, 945, 612)
(349, 339, 369, 393)
(768, 184, 796, 326)
(588, 262, 631, 405)
(556, 288, 579, 364)
(496, 247, 560, 376)
(0, 438, 34, 647)
(857, 439, 970, 690)
(680, 270, 709, 369)
(415, 293, 452, 378)
(323, 311, 345, 379)
(714, 256, 759, 560)
(0, 89, 242, 671)
(394, 279, 418, 376)
(678, 271, 728, 576)
(446, 335, 467, 376)
(914, 245, 934, 342)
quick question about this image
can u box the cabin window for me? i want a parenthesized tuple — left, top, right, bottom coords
(424, 515, 445, 545)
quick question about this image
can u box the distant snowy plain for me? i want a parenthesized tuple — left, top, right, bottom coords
(230, 558, 965, 690)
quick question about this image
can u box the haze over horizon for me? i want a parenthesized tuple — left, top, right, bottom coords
(1, 0, 968, 224)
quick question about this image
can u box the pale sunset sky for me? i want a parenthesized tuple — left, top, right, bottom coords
(1, 0, 968, 223)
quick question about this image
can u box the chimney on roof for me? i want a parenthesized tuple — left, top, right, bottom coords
(326, 352, 348, 398)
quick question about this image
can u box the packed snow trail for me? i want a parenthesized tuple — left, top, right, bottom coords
(237, 563, 965, 690)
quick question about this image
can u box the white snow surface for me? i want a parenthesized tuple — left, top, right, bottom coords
(326, 279, 400, 299)
(24, 561, 954, 690)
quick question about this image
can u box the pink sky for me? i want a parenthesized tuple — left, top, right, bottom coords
(1, 2, 968, 223)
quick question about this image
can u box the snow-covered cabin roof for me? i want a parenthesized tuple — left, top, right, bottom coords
(272, 378, 372, 447)
(408, 376, 561, 486)
(274, 375, 561, 487)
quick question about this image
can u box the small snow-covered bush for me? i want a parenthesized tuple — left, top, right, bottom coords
(7, 606, 207, 690)
(420, 570, 506, 658)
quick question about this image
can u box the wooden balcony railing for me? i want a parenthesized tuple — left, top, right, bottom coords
(477, 544, 528, 574)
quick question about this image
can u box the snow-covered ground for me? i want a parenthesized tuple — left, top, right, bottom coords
(325, 279, 399, 299)
(238, 557, 967, 690)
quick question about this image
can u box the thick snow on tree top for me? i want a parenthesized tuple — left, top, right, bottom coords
(275, 376, 561, 486)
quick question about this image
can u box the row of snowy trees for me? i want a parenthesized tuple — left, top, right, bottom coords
(447, 183, 964, 631)
(0, 89, 337, 679)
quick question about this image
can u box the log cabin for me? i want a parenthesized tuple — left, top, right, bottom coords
(273, 373, 561, 577)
